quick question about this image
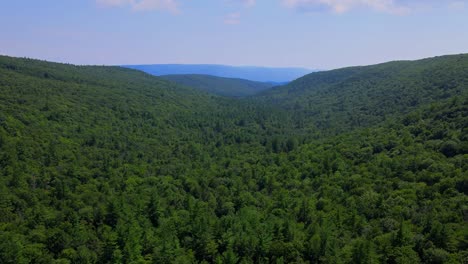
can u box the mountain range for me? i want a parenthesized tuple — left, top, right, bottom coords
(0, 54, 466, 263)
(123, 64, 313, 83)
(160, 74, 276, 97)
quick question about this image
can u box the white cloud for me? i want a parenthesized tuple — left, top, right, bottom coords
(96, 0, 466, 15)
(448, 1, 465, 10)
(240, 0, 256, 7)
(96, 0, 129, 7)
(227, 0, 256, 8)
(96, 0, 179, 13)
(282, 0, 411, 15)
(224, 12, 242, 24)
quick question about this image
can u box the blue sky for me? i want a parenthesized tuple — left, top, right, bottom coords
(0, 0, 467, 69)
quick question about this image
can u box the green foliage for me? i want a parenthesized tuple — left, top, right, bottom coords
(0, 55, 467, 263)
(258, 54, 468, 135)
(161, 74, 275, 97)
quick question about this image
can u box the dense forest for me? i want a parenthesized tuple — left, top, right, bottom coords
(160, 74, 274, 97)
(0, 54, 467, 263)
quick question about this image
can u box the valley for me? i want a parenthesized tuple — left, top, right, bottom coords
(0, 54, 467, 263)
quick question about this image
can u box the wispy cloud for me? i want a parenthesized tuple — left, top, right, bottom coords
(224, 12, 242, 24)
(239, 0, 256, 7)
(97, 0, 467, 15)
(223, 0, 255, 25)
(96, 0, 179, 13)
(282, 0, 411, 15)
(448, 1, 465, 10)
(226, 0, 256, 7)
(96, 0, 129, 7)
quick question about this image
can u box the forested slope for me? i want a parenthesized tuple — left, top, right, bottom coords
(161, 74, 274, 97)
(0, 55, 467, 263)
(259, 54, 468, 135)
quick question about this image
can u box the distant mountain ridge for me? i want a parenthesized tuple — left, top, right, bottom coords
(123, 64, 313, 82)
(1, 54, 467, 263)
(160, 74, 275, 97)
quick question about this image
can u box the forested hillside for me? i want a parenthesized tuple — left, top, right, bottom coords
(0, 55, 467, 263)
(259, 54, 468, 135)
(161, 74, 274, 97)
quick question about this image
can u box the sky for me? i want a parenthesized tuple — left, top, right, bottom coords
(0, 0, 467, 69)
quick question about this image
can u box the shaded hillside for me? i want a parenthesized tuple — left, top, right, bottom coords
(161, 74, 275, 97)
(259, 54, 468, 135)
(0, 55, 466, 263)
(123, 64, 312, 82)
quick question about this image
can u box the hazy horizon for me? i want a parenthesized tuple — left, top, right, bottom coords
(1, 1, 467, 69)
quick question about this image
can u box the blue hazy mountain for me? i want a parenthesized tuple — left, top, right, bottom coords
(122, 64, 313, 82)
